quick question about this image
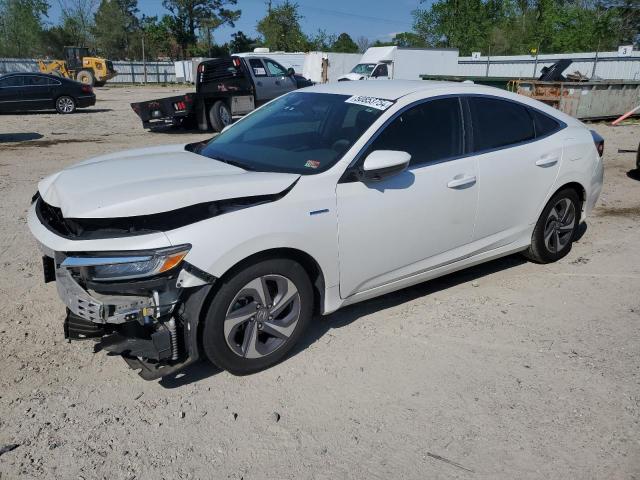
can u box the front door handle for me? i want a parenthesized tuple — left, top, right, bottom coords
(275, 80, 281, 85)
(447, 175, 477, 189)
(535, 155, 559, 167)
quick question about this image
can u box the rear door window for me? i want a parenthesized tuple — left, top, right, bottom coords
(23, 76, 50, 86)
(468, 97, 535, 152)
(530, 109, 561, 138)
(366, 97, 463, 167)
(248, 59, 267, 77)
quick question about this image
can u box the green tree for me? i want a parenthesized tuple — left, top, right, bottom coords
(413, 0, 490, 55)
(58, 0, 98, 47)
(331, 32, 359, 52)
(228, 31, 258, 53)
(0, 0, 48, 57)
(93, 0, 140, 59)
(162, 0, 240, 58)
(256, 1, 308, 51)
(392, 31, 426, 47)
(139, 15, 180, 59)
(307, 29, 335, 51)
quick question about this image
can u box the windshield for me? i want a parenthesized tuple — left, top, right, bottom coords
(350, 63, 377, 76)
(200, 92, 390, 175)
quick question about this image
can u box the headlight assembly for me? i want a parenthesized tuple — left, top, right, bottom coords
(61, 245, 191, 281)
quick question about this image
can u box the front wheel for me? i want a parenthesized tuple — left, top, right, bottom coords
(208, 100, 232, 132)
(202, 258, 313, 375)
(55, 96, 76, 114)
(524, 188, 581, 263)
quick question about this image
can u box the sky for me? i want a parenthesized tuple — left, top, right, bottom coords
(46, 0, 426, 44)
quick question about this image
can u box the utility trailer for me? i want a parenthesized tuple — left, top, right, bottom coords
(131, 55, 312, 132)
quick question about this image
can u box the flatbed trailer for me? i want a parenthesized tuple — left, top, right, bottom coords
(131, 55, 311, 132)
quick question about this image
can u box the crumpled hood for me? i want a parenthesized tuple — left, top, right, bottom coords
(38, 144, 300, 218)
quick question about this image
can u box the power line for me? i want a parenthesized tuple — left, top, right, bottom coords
(246, 0, 412, 27)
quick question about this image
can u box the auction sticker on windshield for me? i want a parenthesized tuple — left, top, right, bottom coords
(345, 95, 394, 111)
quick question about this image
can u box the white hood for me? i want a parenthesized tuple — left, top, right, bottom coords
(38, 144, 300, 218)
(337, 72, 367, 81)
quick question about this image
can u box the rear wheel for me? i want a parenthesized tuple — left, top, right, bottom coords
(55, 96, 76, 114)
(76, 70, 95, 86)
(202, 258, 313, 375)
(208, 100, 232, 132)
(524, 188, 580, 263)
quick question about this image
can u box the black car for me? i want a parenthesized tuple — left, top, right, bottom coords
(0, 72, 96, 114)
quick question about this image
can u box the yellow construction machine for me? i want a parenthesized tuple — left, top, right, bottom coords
(38, 46, 117, 86)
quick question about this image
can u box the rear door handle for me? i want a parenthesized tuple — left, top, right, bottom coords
(535, 155, 559, 167)
(447, 175, 477, 189)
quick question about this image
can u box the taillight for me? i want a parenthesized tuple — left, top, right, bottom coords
(197, 64, 205, 73)
(173, 101, 187, 111)
(590, 130, 604, 157)
(81, 85, 93, 94)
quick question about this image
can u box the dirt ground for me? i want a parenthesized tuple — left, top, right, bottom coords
(0, 86, 639, 480)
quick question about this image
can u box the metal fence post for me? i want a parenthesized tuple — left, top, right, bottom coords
(130, 62, 135, 83)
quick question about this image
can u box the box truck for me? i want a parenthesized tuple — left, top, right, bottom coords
(337, 46, 459, 81)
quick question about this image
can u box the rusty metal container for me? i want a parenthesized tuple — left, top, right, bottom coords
(510, 79, 640, 120)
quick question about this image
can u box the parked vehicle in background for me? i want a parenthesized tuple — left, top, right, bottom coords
(337, 46, 459, 81)
(131, 55, 313, 132)
(29, 81, 603, 380)
(0, 72, 95, 114)
(38, 46, 117, 87)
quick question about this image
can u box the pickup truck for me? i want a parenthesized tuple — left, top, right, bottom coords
(131, 55, 313, 132)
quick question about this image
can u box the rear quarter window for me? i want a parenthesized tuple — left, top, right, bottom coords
(469, 97, 535, 152)
(530, 109, 561, 138)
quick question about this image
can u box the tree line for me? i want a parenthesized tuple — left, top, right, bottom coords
(0, 0, 637, 60)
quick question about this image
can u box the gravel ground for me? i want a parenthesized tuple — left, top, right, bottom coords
(0, 86, 639, 480)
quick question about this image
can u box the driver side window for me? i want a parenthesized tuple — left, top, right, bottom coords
(365, 97, 463, 167)
(372, 64, 388, 78)
(265, 59, 287, 76)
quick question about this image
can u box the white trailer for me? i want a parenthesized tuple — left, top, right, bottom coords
(337, 46, 459, 81)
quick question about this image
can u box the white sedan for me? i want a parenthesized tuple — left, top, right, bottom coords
(28, 81, 604, 378)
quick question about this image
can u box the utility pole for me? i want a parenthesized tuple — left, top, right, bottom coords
(142, 34, 147, 84)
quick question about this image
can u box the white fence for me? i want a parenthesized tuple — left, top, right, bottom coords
(0, 58, 177, 83)
(457, 51, 640, 80)
(2, 50, 639, 83)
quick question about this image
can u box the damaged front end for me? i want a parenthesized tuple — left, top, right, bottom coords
(47, 247, 215, 380)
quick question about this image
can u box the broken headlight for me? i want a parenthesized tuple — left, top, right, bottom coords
(61, 245, 191, 282)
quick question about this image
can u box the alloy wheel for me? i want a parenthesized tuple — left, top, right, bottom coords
(543, 197, 576, 253)
(57, 97, 74, 113)
(224, 274, 301, 359)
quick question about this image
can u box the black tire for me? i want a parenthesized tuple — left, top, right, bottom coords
(202, 258, 313, 375)
(76, 70, 95, 86)
(55, 95, 76, 114)
(524, 188, 581, 264)
(208, 100, 232, 132)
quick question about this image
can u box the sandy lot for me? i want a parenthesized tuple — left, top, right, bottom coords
(0, 86, 639, 480)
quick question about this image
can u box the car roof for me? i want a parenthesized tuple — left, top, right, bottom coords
(302, 80, 481, 100)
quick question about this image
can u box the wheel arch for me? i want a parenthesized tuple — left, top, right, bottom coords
(553, 181, 586, 214)
(208, 247, 326, 316)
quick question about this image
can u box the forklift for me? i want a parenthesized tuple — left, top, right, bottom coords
(38, 46, 117, 86)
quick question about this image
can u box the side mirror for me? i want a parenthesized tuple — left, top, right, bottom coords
(359, 150, 410, 182)
(286, 67, 295, 77)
